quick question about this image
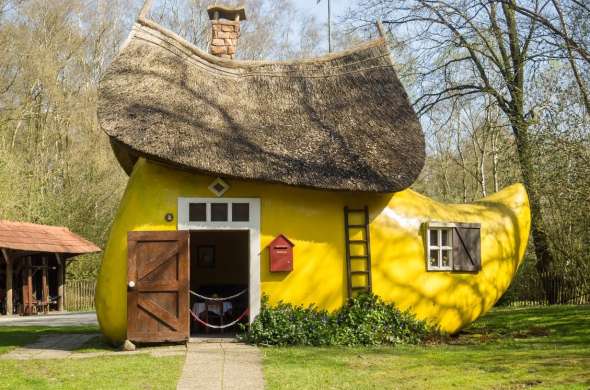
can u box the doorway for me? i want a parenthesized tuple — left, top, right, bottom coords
(178, 196, 261, 338)
(189, 230, 249, 335)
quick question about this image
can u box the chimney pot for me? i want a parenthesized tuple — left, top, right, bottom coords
(207, 5, 246, 60)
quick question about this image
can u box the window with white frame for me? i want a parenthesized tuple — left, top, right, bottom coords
(427, 225, 453, 270)
(177, 198, 259, 230)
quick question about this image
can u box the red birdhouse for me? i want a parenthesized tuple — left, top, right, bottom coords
(269, 234, 294, 272)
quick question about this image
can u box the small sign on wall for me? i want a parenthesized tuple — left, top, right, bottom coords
(269, 234, 294, 272)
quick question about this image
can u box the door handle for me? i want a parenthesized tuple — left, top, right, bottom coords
(128, 281, 136, 288)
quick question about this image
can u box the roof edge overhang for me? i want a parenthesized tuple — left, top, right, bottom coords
(110, 141, 415, 194)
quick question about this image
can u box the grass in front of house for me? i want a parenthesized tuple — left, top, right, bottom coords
(0, 325, 99, 355)
(263, 305, 590, 389)
(0, 325, 185, 389)
(0, 354, 185, 390)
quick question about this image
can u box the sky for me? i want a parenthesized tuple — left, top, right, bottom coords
(290, 0, 357, 52)
(294, 0, 353, 33)
(295, 0, 350, 18)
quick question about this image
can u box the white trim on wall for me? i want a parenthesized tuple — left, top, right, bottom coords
(177, 197, 261, 323)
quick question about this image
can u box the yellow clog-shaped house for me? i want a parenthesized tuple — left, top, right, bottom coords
(95, 4, 530, 344)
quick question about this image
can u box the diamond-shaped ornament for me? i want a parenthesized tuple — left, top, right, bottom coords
(208, 178, 229, 197)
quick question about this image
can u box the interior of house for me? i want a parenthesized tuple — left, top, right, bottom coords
(189, 230, 249, 335)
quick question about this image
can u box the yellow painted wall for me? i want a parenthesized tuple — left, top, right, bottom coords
(95, 158, 530, 343)
(371, 187, 530, 333)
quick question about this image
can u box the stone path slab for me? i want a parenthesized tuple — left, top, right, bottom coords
(0, 312, 97, 327)
(177, 342, 264, 390)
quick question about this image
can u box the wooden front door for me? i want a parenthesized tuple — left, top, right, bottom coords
(127, 231, 189, 343)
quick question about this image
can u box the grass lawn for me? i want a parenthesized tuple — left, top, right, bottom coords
(0, 306, 587, 389)
(0, 325, 184, 389)
(263, 305, 590, 389)
(0, 354, 184, 389)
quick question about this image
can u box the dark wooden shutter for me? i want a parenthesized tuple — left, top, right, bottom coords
(452, 223, 481, 272)
(127, 231, 189, 343)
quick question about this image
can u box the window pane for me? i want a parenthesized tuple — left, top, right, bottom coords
(232, 203, 249, 222)
(189, 203, 206, 221)
(429, 250, 439, 267)
(211, 203, 228, 221)
(429, 229, 439, 246)
(441, 250, 451, 267)
(441, 229, 449, 246)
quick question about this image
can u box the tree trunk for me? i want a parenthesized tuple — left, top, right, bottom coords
(512, 123, 557, 303)
(479, 148, 487, 197)
(491, 130, 499, 193)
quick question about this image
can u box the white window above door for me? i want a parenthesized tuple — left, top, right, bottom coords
(177, 198, 260, 230)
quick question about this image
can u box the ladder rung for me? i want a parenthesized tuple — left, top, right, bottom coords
(350, 255, 368, 259)
(349, 240, 367, 244)
(351, 271, 369, 275)
(347, 224, 366, 228)
(346, 208, 365, 213)
(352, 286, 369, 290)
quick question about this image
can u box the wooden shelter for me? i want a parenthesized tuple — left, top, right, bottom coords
(0, 221, 100, 316)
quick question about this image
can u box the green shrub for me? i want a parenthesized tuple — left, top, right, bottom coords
(239, 293, 436, 346)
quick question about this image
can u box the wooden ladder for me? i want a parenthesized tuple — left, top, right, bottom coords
(344, 206, 372, 298)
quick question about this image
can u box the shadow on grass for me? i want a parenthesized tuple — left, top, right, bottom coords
(262, 306, 590, 390)
(0, 325, 100, 354)
(457, 305, 590, 348)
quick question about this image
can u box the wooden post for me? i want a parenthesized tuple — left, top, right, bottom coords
(56, 253, 64, 312)
(41, 256, 48, 314)
(138, 0, 154, 20)
(376, 19, 387, 39)
(26, 256, 32, 315)
(64, 259, 68, 310)
(21, 269, 27, 315)
(2, 249, 13, 316)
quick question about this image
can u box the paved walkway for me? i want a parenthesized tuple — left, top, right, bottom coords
(177, 342, 264, 390)
(0, 312, 98, 327)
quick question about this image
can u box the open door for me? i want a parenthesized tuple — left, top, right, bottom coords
(127, 231, 189, 343)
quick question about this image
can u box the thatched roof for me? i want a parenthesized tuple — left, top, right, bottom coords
(97, 17, 425, 192)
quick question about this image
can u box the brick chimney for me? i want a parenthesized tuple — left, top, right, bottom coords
(207, 5, 246, 60)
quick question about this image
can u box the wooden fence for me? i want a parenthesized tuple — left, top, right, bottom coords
(65, 280, 95, 312)
(499, 271, 590, 307)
